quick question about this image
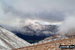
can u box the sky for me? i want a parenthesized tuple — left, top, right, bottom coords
(0, 0, 75, 26)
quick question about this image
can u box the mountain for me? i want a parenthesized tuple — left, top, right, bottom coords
(0, 21, 58, 43)
(13, 22, 58, 43)
(14, 21, 58, 36)
(0, 26, 31, 50)
(0, 20, 58, 36)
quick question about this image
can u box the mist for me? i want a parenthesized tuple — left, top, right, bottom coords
(58, 16, 75, 36)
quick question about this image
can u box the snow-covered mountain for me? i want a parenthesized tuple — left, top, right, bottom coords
(19, 24, 58, 36)
(14, 20, 58, 36)
(0, 20, 58, 36)
(0, 26, 31, 50)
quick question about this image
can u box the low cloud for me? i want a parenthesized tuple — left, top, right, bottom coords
(58, 16, 75, 36)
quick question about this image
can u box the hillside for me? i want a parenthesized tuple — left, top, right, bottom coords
(0, 27, 31, 50)
(13, 37, 75, 50)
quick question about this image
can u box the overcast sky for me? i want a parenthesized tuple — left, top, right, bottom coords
(0, 0, 75, 26)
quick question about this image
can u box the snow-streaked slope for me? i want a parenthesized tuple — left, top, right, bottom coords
(0, 27, 31, 50)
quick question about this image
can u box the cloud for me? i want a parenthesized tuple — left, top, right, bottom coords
(0, 0, 75, 26)
(0, 0, 75, 36)
(58, 16, 75, 36)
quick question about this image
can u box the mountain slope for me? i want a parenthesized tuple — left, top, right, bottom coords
(12, 37, 75, 50)
(0, 27, 31, 50)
